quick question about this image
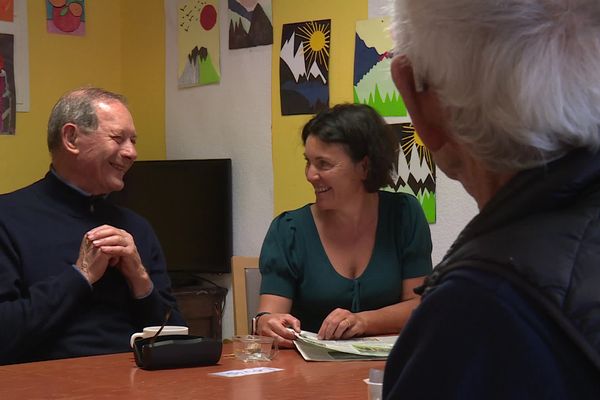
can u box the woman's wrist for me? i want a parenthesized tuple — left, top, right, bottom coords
(252, 311, 271, 335)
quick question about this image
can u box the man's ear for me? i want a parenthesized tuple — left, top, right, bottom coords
(61, 123, 79, 154)
(391, 56, 448, 151)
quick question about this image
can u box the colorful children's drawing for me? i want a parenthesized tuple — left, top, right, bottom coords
(0, 0, 13, 22)
(0, 33, 15, 135)
(280, 19, 330, 115)
(228, 0, 272, 49)
(46, 0, 85, 36)
(354, 18, 406, 117)
(178, 0, 221, 88)
(387, 123, 436, 222)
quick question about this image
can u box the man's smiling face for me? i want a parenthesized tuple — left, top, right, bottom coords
(74, 100, 138, 195)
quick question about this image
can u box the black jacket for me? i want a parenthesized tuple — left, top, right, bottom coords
(384, 149, 600, 399)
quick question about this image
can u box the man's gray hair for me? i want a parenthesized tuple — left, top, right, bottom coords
(392, 0, 600, 171)
(47, 87, 128, 153)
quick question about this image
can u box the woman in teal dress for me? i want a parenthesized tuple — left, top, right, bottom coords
(255, 104, 433, 348)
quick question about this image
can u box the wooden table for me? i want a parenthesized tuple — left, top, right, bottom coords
(0, 344, 385, 399)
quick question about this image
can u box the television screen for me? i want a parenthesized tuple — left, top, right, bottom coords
(109, 159, 232, 278)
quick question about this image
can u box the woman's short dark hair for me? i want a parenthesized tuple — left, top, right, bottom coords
(301, 103, 397, 192)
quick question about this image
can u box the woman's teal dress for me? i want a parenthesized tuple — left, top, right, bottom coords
(259, 191, 433, 332)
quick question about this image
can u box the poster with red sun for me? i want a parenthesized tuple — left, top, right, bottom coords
(46, 0, 85, 36)
(178, 0, 220, 88)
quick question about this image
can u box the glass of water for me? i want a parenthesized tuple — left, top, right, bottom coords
(232, 335, 278, 362)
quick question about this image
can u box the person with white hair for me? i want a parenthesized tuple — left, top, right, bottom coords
(384, 0, 600, 398)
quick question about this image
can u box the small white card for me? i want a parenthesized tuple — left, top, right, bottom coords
(210, 367, 284, 377)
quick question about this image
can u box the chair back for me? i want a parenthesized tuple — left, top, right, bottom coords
(231, 256, 261, 335)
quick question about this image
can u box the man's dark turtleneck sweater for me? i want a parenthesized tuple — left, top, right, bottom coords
(0, 171, 184, 365)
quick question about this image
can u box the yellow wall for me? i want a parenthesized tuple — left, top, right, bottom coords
(271, 0, 368, 215)
(0, 0, 165, 194)
(121, 0, 165, 160)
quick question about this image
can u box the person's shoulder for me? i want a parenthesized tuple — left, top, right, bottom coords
(407, 268, 549, 361)
(0, 178, 45, 207)
(379, 190, 419, 204)
(431, 267, 517, 299)
(263, 204, 313, 243)
(421, 267, 539, 325)
(271, 203, 312, 226)
(388, 267, 600, 398)
(379, 190, 420, 207)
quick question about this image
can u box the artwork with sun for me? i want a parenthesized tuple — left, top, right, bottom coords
(280, 19, 331, 115)
(177, 0, 221, 88)
(354, 18, 406, 117)
(228, 0, 272, 49)
(386, 123, 436, 223)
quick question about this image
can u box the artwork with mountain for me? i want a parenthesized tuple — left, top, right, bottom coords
(228, 0, 272, 49)
(178, 46, 220, 87)
(386, 123, 436, 223)
(354, 18, 406, 117)
(280, 19, 330, 115)
(177, 0, 221, 88)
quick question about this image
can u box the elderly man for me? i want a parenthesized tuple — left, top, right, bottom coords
(0, 87, 183, 365)
(384, 0, 600, 398)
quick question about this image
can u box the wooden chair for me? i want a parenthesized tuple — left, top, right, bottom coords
(231, 256, 261, 335)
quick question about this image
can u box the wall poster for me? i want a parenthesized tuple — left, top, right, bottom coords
(388, 123, 436, 223)
(228, 0, 272, 49)
(46, 0, 85, 36)
(0, 33, 14, 134)
(0, 0, 28, 123)
(0, 0, 13, 22)
(279, 19, 330, 115)
(178, 0, 221, 88)
(354, 17, 406, 117)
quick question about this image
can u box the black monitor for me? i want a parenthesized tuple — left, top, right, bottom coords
(109, 159, 232, 282)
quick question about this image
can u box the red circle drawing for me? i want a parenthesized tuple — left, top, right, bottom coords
(199, 5, 217, 30)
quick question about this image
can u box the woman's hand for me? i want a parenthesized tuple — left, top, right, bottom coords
(256, 313, 301, 348)
(318, 308, 367, 340)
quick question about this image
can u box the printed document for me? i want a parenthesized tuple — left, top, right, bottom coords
(293, 330, 398, 362)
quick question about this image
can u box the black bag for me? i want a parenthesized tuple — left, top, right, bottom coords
(132, 335, 222, 370)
